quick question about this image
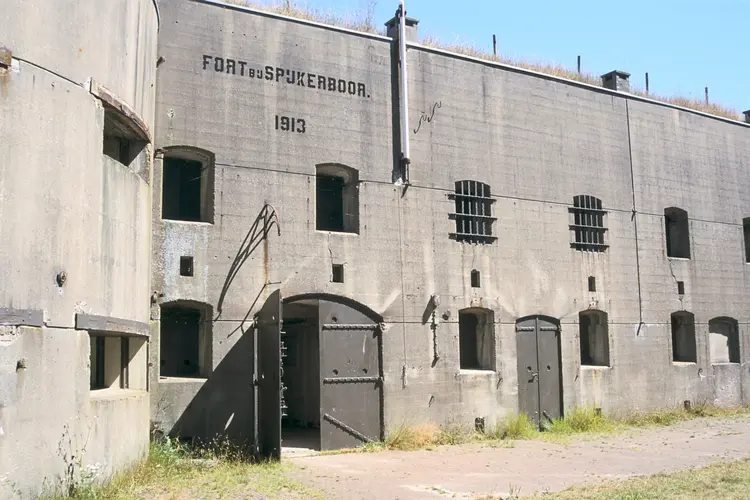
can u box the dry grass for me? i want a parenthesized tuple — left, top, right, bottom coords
(370, 413, 538, 452)
(346, 404, 750, 455)
(219, 0, 741, 121)
(542, 458, 750, 499)
(223, 0, 381, 34)
(38, 437, 319, 500)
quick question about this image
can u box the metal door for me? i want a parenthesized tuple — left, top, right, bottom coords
(516, 316, 562, 430)
(255, 289, 283, 460)
(318, 300, 383, 451)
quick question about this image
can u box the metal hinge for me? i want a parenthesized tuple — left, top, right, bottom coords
(323, 413, 374, 443)
(321, 323, 380, 331)
(322, 376, 382, 384)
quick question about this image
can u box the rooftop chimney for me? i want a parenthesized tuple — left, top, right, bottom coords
(601, 70, 631, 93)
(385, 15, 419, 42)
(743, 110, 750, 124)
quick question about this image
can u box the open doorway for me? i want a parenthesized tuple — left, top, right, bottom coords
(275, 295, 383, 456)
(281, 300, 321, 454)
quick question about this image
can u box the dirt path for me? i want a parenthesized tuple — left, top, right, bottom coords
(288, 415, 750, 499)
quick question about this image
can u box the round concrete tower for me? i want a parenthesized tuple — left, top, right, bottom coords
(0, 1, 159, 496)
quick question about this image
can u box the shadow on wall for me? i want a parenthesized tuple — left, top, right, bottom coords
(163, 203, 282, 445)
(169, 328, 256, 444)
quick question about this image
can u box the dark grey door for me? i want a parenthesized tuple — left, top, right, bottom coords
(516, 316, 562, 429)
(256, 289, 282, 460)
(318, 300, 383, 451)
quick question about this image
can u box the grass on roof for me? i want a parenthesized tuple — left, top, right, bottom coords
(222, 0, 741, 121)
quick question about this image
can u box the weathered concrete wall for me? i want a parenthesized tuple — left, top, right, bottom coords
(151, 0, 750, 447)
(151, 0, 395, 438)
(1, 0, 159, 123)
(0, 0, 158, 496)
(628, 100, 750, 411)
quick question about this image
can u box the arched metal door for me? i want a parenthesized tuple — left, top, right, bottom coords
(516, 316, 562, 429)
(318, 300, 383, 451)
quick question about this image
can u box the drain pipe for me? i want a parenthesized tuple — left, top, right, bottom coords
(397, 0, 411, 184)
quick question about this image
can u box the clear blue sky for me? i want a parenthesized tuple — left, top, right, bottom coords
(289, 0, 748, 114)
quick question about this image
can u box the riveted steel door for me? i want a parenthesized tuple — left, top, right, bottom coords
(318, 300, 383, 451)
(516, 316, 562, 430)
(256, 289, 282, 460)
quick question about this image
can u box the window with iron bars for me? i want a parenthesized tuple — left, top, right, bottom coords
(569, 195, 608, 251)
(448, 180, 497, 243)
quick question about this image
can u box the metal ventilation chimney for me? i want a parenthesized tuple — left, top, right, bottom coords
(601, 70, 631, 92)
(385, 11, 419, 41)
(386, 3, 419, 185)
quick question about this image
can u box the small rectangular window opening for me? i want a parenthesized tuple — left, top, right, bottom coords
(459, 309, 495, 370)
(709, 317, 740, 364)
(665, 207, 690, 259)
(671, 312, 697, 363)
(677, 281, 685, 295)
(471, 270, 481, 288)
(160, 304, 213, 378)
(180, 256, 194, 277)
(317, 175, 345, 231)
(588, 276, 596, 292)
(101, 105, 147, 167)
(120, 336, 130, 389)
(474, 417, 485, 433)
(579, 310, 610, 367)
(332, 264, 345, 283)
(315, 166, 360, 234)
(163, 158, 206, 222)
(743, 218, 750, 263)
(89, 334, 129, 390)
(91, 336, 106, 390)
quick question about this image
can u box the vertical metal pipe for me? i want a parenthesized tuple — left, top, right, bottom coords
(577, 55, 581, 74)
(705, 86, 709, 105)
(398, 0, 410, 182)
(492, 34, 497, 56)
(645, 72, 649, 94)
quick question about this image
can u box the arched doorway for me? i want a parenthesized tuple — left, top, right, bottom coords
(255, 290, 383, 459)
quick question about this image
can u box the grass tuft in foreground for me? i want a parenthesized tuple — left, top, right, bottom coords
(546, 407, 616, 435)
(39, 436, 319, 500)
(545, 458, 750, 499)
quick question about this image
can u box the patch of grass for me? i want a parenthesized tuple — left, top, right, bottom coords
(622, 402, 749, 429)
(545, 458, 750, 499)
(547, 407, 618, 435)
(436, 422, 472, 446)
(40, 437, 319, 500)
(221, 1, 741, 121)
(347, 404, 750, 454)
(385, 423, 443, 450)
(223, 0, 381, 34)
(487, 413, 537, 440)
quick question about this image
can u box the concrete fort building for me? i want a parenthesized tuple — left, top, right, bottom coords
(2, 0, 750, 494)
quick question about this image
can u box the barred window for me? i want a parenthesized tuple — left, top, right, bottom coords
(449, 180, 497, 243)
(569, 195, 608, 251)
